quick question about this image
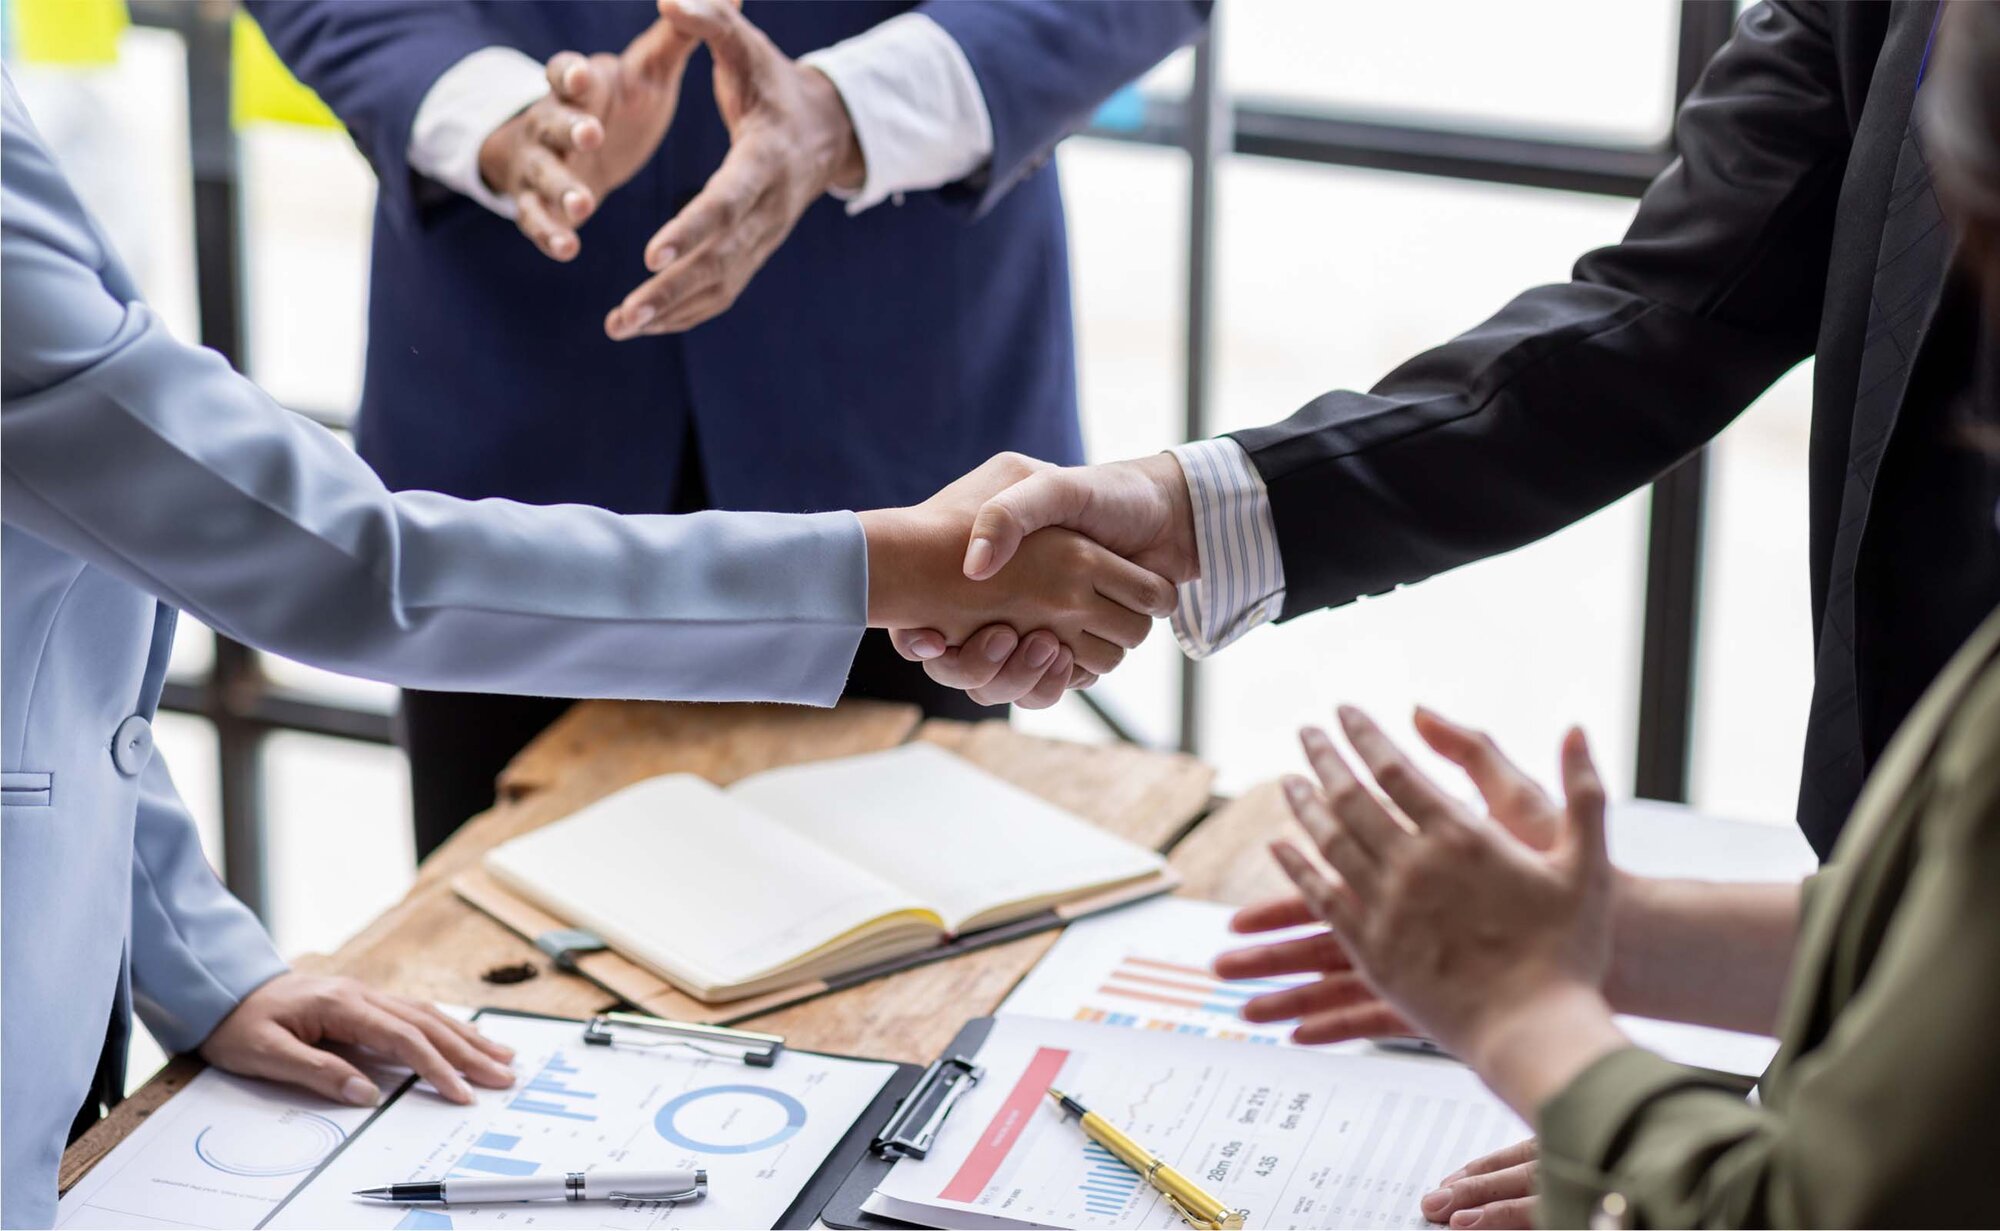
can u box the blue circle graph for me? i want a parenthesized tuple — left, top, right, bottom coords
(653, 1085, 808, 1155)
(194, 1110, 346, 1177)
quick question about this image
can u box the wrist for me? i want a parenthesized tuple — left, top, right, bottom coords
(477, 117, 524, 196)
(1600, 869, 1655, 1014)
(800, 66, 867, 195)
(859, 507, 952, 628)
(1463, 981, 1628, 1120)
(1141, 451, 1202, 583)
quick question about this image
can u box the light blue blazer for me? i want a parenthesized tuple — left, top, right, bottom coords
(0, 73, 866, 1227)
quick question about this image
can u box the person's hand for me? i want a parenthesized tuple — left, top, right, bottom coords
(1266, 706, 1614, 1063)
(1216, 706, 1583, 1042)
(477, 10, 722, 262)
(885, 452, 1198, 704)
(198, 973, 516, 1107)
(860, 455, 1177, 680)
(1421, 1138, 1539, 1229)
(606, 0, 866, 339)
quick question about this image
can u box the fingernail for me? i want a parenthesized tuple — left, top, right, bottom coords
(963, 538, 993, 578)
(629, 303, 655, 329)
(910, 636, 943, 660)
(341, 1076, 382, 1106)
(1338, 703, 1363, 722)
(446, 1074, 474, 1102)
(1026, 637, 1057, 668)
(563, 190, 588, 220)
(984, 630, 1018, 663)
(674, 0, 716, 18)
(1450, 1212, 1479, 1228)
(1421, 1189, 1451, 1217)
(647, 245, 676, 273)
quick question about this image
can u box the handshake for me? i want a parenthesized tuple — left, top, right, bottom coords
(858, 453, 1201, 708)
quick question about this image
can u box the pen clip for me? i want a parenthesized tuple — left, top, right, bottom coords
(582, 1012, 784, 1067)
(1164, 1193, 1247, 1230)
(606, 1170, 707, 1203)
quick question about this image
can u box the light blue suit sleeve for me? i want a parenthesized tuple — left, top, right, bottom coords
(128, 753, 290, 1053)
(0, 80, 868, 706)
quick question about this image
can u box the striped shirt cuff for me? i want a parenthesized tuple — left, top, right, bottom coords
(1168, 438, 1286, 659)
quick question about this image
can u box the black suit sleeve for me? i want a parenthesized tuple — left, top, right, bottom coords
(1235, 0, 1854, 618)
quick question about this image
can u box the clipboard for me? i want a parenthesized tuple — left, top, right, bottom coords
(455, 867, 1175, 1027)
(257, 1008, 928, 1231)
(819, 1017, 998, 1231)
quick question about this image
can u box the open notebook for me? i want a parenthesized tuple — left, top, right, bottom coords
(482, 744, 1175, 1002)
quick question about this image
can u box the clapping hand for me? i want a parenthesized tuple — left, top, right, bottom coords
(607, 0, 866, 339)
(477, 6, 728, 261)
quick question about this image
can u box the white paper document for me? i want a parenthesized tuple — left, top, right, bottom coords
(55, 1067, 379, 1229)
(869, 1015, 1526, 1230)
(264, 1011, 894, 1230)
(1004, 798, 1806, 1080)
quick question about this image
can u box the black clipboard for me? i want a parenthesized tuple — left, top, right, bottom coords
(820, 1016, 998, 1231)
(256, 1008, 927, 1230)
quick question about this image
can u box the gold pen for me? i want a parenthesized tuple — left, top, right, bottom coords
(1047, 1088, 1248, 1230)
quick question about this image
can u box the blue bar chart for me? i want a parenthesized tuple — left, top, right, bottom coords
(507, 1052, 598, 1122)
(449, 1128, 540, 1179)
(1077, 1140, 1141, 1218)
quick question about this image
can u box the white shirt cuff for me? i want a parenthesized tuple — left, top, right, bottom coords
(800, 12, 994, 215)
(407, 46, 551, 220)
(1168, 439, 1287, 659)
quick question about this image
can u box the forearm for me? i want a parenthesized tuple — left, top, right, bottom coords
(1604, 874, 1802, 1034)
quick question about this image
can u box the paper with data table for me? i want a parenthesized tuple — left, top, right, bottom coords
(264, 1011, 895, 1229)
(866, 1015, 1528, 1230)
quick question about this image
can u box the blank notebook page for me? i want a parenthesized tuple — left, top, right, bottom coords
(483, 774, 922, 989)
(728, 744, 1165, 933)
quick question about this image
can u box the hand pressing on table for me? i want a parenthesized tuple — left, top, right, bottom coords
(478, 4, 733, 262)
(607, 0, 865, 339)
(199, 972, 516, 1107)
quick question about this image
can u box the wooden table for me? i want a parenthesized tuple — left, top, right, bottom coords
(61, 698, 1301, 1192)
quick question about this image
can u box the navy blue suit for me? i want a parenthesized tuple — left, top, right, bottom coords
(248, 0, 1205, 515)
(249, 0, 1205, 846)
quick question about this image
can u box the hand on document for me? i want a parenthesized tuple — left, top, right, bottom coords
(888, 451, 1198, 706)
(477, 3, 730, 262)
(197, 973, 517, 1109)
(863, 454, 1178, 705)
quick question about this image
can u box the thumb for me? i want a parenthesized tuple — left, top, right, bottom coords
(964, 470, 1089, 580)
(1558, 726, 1608, 872)
(657, 0, 766, 75)
(233, 1023, 382, 1107)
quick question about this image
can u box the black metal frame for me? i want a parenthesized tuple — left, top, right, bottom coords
(133, 1, 1735, 921)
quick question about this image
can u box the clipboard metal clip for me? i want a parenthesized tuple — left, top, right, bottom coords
(582, 1011, 785, 1067)
(873, 1055, 983, 1160)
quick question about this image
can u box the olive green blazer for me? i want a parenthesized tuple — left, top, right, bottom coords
(1539, 606, 2000, 1228)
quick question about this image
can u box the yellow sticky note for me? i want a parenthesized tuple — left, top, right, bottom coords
(231, 9, 340, 131)
(14, 0, 129, 67)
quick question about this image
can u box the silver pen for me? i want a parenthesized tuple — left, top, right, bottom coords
(355, 1168, 707, 1205)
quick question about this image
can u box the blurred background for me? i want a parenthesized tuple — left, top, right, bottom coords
(5, 0, 1808, 1073)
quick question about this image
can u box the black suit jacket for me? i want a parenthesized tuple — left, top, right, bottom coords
(1234, 1, 2000, 857)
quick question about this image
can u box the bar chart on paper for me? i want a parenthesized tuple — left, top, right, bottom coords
(868, 1016, 1528, 1231)
(264, 1013, 894, 1230)
(1002, 898, 1315, 1046)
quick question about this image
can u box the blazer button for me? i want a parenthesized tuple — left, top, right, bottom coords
(111, 715, 154, 777)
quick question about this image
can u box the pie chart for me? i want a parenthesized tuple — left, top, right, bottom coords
(653, 1085, 808, 1155)
(193, 1109, 346, 1177)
